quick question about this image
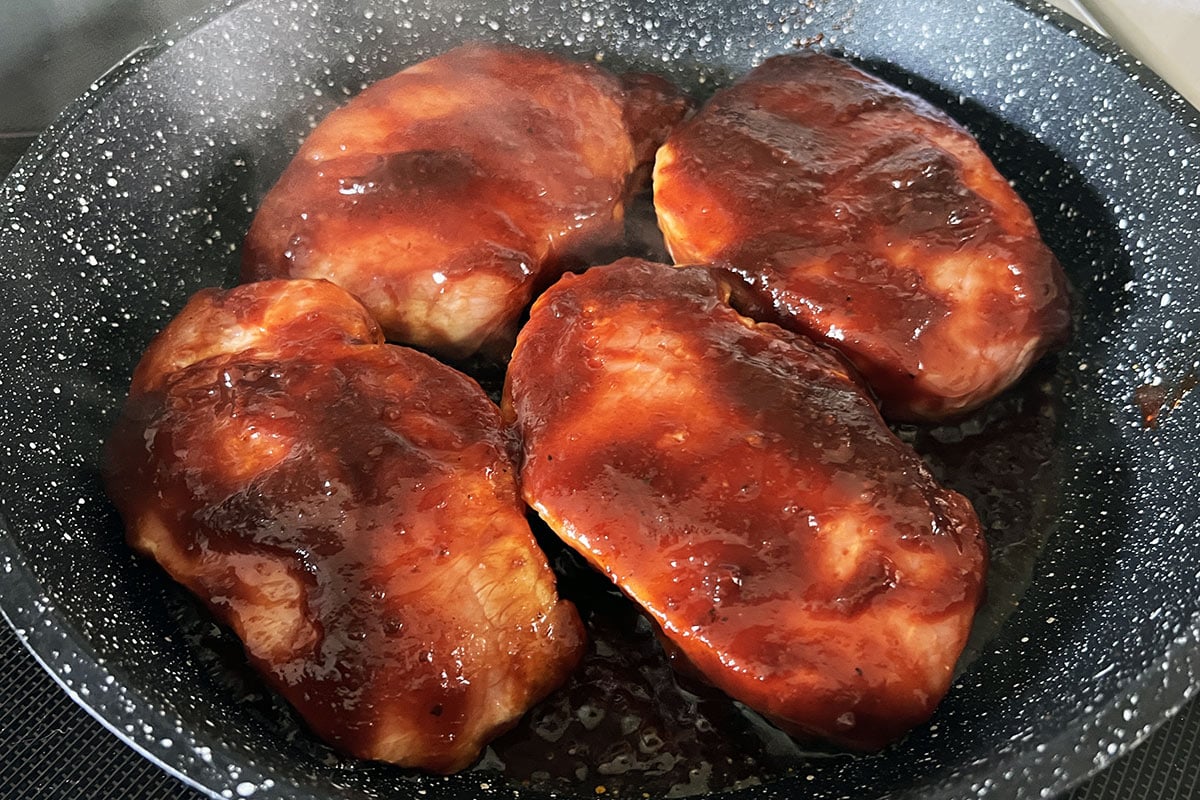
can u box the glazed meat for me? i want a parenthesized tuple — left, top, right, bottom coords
(103, 279, 585, 772)
(242, 42, 689, 360)
(504, 258, 987, 749)
(653, 53, 1070, 421)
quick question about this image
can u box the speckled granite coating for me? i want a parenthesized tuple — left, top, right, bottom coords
(1, 0, 1199, 798)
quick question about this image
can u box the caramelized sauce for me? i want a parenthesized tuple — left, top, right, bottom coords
(480, 363, 1062, 797)
(104, 282, 584, 773)
(507, 260, 988, 754)
(137, 215, 1068, 800)
(119, 53, 1068, 796)
(241, 43, 689, 359)
(653, 53, 1071, 421)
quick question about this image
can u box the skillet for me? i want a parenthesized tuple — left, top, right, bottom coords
(1, 0, 1199, 797)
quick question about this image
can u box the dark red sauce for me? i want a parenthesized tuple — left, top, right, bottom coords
(484, 368, 1062, 798)
(654, 53, 1071, 421)
(135, 220, 1068, 800)
(115, 52, 1068, 796)
(506, 259, 987, 753)
(240, 43, 690, 359)
(1135, 373, 1196, 429)
(104, 284, 584, 773)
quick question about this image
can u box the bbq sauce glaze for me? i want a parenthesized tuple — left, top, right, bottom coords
(487, 363, 1062, 797)
(653, 53, 1071, 421)
(104, 281, 585, 773)
(240, 43, 690, 361)
(165, 355, 1059, 796)
(506, 258, 990, 756)
(480, 197, 1061, 793)
(140, 186, 1063, 795)
(129, 53, 1065, 794)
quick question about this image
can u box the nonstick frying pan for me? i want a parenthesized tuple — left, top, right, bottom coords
(2, 0, 1199, 797)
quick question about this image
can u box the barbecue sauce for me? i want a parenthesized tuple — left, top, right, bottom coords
(653, 53, 1071, 421)
(104, 282, 585, 773)
(109, 51, 1069, 796)
(129, 222, 1065, 799)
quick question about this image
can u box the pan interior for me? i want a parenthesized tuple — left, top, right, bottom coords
(1, 0, 1199, 798)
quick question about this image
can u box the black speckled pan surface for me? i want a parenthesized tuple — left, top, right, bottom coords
(2, 0, 1200, 798)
